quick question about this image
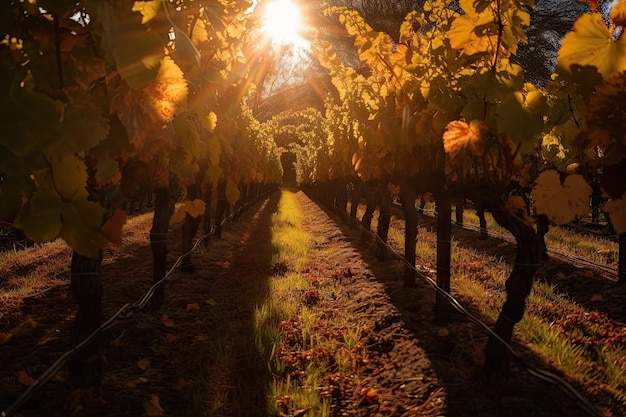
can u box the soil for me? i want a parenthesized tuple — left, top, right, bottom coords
(0, 189, 624, 417)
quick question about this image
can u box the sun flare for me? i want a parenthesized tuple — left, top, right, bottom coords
(262, 0, 307, 47)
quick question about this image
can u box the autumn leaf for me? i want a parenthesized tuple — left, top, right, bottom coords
(145, 57, 188, 123)
(137, 358, 151, 370)
(448, 4, 498, 56)
(603, 195, 626, 233)
(143, 394, 165, 417)
(18, 370, 35, 386)
(0, 332, 14, 345)
(170, 199, 206, 225)
(132, 0, 162, 24)
(160, 314, 176, 328)
(584, 71, 626, 147)
(101, 210, 127, 245)
(443, 120, 488, 157)
(611, 0, 626, 26)
(127, 376, 148, 388)
(185, 303, 200, 312)
(531, 170, 592, 225)
(557, 13, 626, 78)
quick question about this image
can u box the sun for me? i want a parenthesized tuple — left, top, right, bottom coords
(262, 0, 307, 47)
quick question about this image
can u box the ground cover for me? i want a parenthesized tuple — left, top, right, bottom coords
(0, 189, 623, 416)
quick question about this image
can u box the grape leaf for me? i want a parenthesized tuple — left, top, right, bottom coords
(60, 197, 108, 259)
(49, 154, 89, 200)
(531, 170, 592, 225)
(557, 13, 626, 78)
(603, 195, 626, 234)
(443, 120, 488, 157)
(132, 0, 162, 24)
(13, 191, 63, 243)
(448, 6, 498, 56)
(610, 0, 626, 26)
(143, 394, 165, 417)
(94, 157, 121, 188)
(145, 57, 188, 123)
(225, 180, 240, 205)
(46, 92, 109, 158)
(101, 209, 127, 245)
(169, 199, 206, 225)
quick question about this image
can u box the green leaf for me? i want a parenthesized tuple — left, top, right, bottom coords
(46, 92, 110, 158)
(557, 13, 626, 78)
(60, 197, 108, 259)
(14, 191, 63, 243)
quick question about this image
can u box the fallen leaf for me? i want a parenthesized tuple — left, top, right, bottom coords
(590, 294, 605, 302)
(165, 334, 179, 343)
(437, 328, 449, 337)
(137, 358, 150, 371)
(143, 394, 165, 417)
(127, 377, 148, 388)
(170, 378, 193, 391)
(36, 336, 57, 346)
(110, 332, 126, 348)
(186, 303, 200, 312)
(160, 314, 176, 328)
(204, 299, 217, 307)
(0, 332, 14, 345)
(471, 261, 483, 270)
(18, 370, 35, 386)
(194, 335, 208, 341)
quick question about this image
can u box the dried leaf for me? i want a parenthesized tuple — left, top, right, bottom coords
(127, 376, 149, 388)
(590, 294, 604, 302)
(143, 394, 165, 417)
(0, 332, 14, 345)
(204, 299, 217, 307)
(165, 334, 179, 343)
(137, 358, 151, 371)
(185, 303, 200, 312)
(160, 314, 176, 328)
(18, 370, 35, 386)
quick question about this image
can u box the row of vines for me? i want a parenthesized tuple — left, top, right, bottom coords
(281, 0, 626, 380)
(0, 0, 284, 390)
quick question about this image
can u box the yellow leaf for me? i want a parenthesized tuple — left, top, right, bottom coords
(132, 0, 163, 24)
(610, 0, 626, 26)
(169, 199, 206, 225)
(603, 195, 626, 234)
(225, 181, 240, 205)
(207, 111, 217, 132)
(18, 370, 35, 386)
(448, 6, 497, 56)
(531, 170, 592, 225)
(146, 57, 188, 123)
(101, 209, 127, 245)
(557, 13, 626, 78)
(137, 358, 150, 370)
(143, 394, 165, 417)
(443, 120, 488, 157)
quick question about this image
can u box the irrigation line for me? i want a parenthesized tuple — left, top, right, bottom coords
(314, 196, 603, 417)
(1, 191, 273, 417)
(419, 209, 618, 281)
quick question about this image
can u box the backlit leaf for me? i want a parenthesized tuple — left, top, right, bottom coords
(531, 170, 592, 225)
(610, 0, 626, 26)
(50, 154, 89, 200)
(557, 13, 626, 78)
(132, 0, 162, 24)
(443, 120, 488, 157)
(448, 6, 497, 56)
(146, 57, 188, 123)
(101, 210, 127, 245)
(225, 181, 240, 205)
(60, 197, 108, 259)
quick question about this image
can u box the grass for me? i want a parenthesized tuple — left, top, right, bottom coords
(255, 190, 369, 416)
(350, 202, 626, 407)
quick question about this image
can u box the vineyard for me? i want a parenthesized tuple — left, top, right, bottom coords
(1, 0, 626, 416)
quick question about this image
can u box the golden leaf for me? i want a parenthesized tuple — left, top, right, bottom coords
(127, 377, 149, 388)
(101, 210, 127, 245)
(185, 303, 200, 312)
(531, 170, 592, 225)
(558, 13, 626, 78)
(610, 0, 626, 26)
(443, 120, 488, 157)
(146, 57, 188, 123)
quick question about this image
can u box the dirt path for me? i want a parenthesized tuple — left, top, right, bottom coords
(0, 189, 609, 416)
